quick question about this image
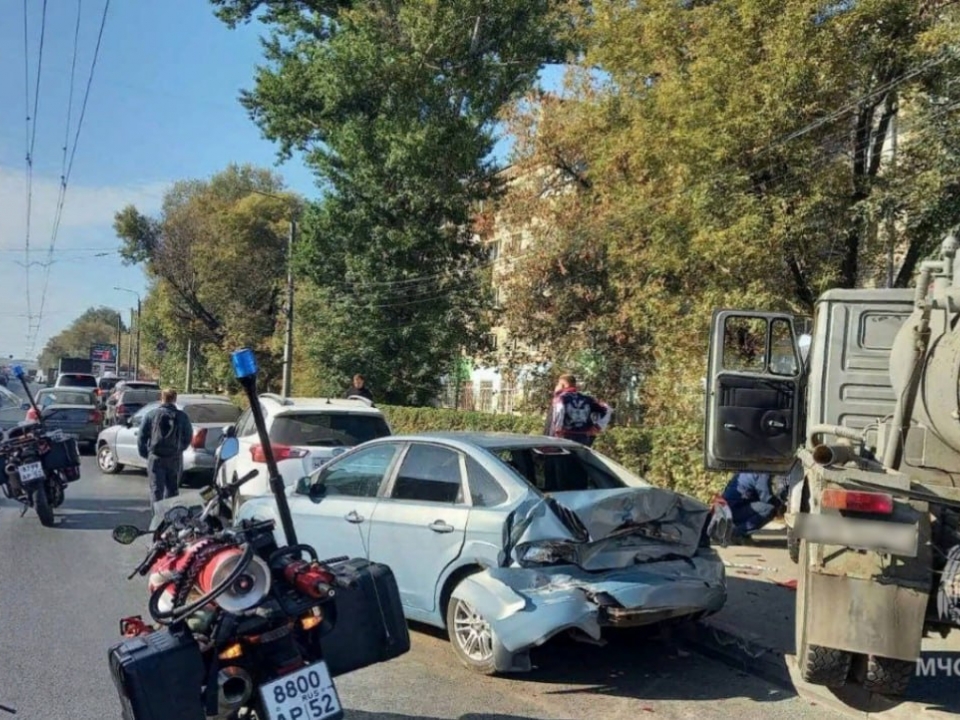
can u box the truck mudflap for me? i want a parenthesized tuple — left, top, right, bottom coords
(787, 512, 919, 557)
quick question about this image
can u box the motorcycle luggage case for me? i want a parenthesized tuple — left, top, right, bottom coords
(41, 438, 81, 475)
(323, 558, 410, 677)
(108, 628, 206, 720)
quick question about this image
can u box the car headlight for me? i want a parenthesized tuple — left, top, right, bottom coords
(519, 542, 576, 566)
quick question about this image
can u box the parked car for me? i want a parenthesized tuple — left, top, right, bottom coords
(96, 394, 242, 485)
(55, 372, 98, 390)
(26, 388, 102, 453)
(104, 387, 162, 426)
(219, 394, 392, 505)
(0, 385, 25, 431)
(95, 375, 122, 407)
(236, 432, 727, 674)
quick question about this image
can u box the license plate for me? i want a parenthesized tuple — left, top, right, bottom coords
(258, 660, 343, 720)
(18, 461, 45, 483)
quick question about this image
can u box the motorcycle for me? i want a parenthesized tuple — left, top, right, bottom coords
(108, 347, 410, 720)
(0, 365, 81, 527)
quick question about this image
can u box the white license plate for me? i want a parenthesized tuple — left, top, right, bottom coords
(18, 461, 45, 483)
(258, 660, 343, 720)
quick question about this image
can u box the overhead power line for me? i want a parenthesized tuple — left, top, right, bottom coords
(30, 0, 112, 354)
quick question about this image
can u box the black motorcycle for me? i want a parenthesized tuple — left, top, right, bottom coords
(0, 366, 81, 527)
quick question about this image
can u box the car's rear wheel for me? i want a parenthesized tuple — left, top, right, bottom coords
(446, 590, 497, 675)
(97, 444, 123, 474)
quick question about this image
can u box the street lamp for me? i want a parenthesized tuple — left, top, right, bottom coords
(114, 287, 141, 380)
(249, 188, 298, 397)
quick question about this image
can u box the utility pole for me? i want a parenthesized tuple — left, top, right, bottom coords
(116, 313, 122, 375)
(886, 111, 898, 288)
(135, 296, 141, 381)
(185, 339, 194, 392)
(281, 218, 295, 397)
(127, 309, 134, 378)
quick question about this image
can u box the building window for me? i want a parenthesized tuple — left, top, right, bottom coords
(479, 381, 494, 413)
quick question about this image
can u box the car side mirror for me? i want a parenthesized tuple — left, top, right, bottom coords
(218, 436, 239, 462)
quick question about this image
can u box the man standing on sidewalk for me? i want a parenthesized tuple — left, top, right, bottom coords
(544, 373, 612, 446)
(138, 388, 193, 507)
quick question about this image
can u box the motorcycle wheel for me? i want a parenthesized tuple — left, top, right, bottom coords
(32, 484, 55, 527)
(47, 474, 66, 508)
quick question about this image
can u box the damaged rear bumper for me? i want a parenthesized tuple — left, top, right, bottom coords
(451, 549, 726, 672)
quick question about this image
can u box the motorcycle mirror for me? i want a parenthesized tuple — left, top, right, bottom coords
(218, 436, 239, 462)
(112, 525, 145, 545)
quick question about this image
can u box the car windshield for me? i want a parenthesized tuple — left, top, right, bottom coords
(59, 375, 97, 388)
(488, 445, 634, 494)
(37, 390, 94, 406)
(270, 412, 391, 447)
(183, 402, 241, 424)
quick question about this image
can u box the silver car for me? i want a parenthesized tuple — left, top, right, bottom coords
(96, 394, 242, 485)
(237, 432, 727, 674)
(29, 388, 102, 452)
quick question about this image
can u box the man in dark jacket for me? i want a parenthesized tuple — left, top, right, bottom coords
(344, 373, 373, 402)
(138, 388, 193, 504)
(544, 374, 612, 446)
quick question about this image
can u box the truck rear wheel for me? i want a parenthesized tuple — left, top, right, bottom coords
(861, 655, 913, 697)
(796, 539, 852, 686)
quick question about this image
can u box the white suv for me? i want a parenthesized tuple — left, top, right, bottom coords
(219, 393, 392, 504)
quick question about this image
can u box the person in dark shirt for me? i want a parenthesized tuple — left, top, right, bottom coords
(721, 471, 789, 541)
(544, 374, 612, 446)
(344, 373, 373, 402)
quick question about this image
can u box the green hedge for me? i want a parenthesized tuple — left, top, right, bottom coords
(379, 405, 653, 480)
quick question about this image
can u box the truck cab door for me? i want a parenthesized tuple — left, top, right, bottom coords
(704, 310, 805, 474)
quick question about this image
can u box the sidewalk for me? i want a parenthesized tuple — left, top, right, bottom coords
(678, 524, 960, 719)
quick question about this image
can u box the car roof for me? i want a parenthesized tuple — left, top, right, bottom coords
(178, 394, 237, 405)
(261, 395, 384, 416)
(373, 431, 583, 450)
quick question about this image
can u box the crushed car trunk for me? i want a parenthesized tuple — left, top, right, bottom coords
(452, 486, 726, 672)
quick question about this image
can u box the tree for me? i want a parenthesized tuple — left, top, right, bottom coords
(38, 307, 128, 371)
(208, 0, 574, 404)
(495, 0, 960, 496)
(113, 164, 299, 390)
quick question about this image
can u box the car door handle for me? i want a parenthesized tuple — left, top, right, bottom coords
(723, 423, 738, 431)
(429, 520, 454, 533)
(345, 511, 364, 524)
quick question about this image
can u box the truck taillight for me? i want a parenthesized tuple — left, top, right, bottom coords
(250, 444, 308, 463)
(191, 428, 208, 450)
(822, 489, 894, 514)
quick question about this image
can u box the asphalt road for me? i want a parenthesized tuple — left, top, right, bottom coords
(0, 455, 840, 720)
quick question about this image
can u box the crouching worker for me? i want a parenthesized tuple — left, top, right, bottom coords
(138, 388, 193, 513)
(718, 471, 790, 543)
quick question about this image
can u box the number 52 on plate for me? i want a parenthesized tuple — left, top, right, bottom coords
(259, 661, 344, 720)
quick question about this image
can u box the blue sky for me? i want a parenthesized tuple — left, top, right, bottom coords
(1, 0, 564, 361)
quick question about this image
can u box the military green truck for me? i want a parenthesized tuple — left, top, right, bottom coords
(704, 230, 960, 697)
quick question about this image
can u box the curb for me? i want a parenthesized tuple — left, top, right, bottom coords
(677, 617, 792, 690)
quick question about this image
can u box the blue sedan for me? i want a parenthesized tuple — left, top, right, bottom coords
(237, 432, 727, 674)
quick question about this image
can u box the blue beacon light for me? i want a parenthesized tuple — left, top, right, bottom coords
(230, 348, 258, 379)
(12, 365, 25, 379)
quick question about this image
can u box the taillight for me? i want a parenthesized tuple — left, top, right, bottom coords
(26, 408, 38, 421)
(250, 444, 308, 463)
(191, 428, 208, 450)
(117, 404, 127, 415)
(89, 410, 102, 423)
(822, 488, 894, 514)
